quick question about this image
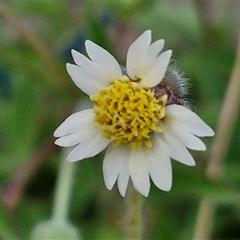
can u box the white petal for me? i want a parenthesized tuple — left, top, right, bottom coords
(171, 144, 196, 166)
(149, 135, 172, 191)
(55, 131, 82, 147)
(126, 31, 172, 89)
(71, 49, 94, 69)
(117, 147, 130, 197)
(103, 144, 125, 190)
(66, 63, 104, 95)
(118, 169, 129, 197)
(55, 118, 101, 147)
(162, 105, 213, 150)
(147, 39, 164, 59)
(85, 40, 122, 79)
(54, 109, 94, 137)
(103, 144, 131, 197)
(126, 30, 152, 80)
(163, 119, 207, 151)
(129, 148, 150, 197)
(129, 39, 165, 80)
(67, 134, 110, 162)
(140, 50, 172, 88)
(161, 131, 195, 166)
(166, 105, 214, 137)
(175, 129, 206, 150)
(71, 50, 113, 89)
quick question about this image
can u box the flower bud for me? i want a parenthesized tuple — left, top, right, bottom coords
(31, 220, 80, 239)
(151, 63, 191, 109)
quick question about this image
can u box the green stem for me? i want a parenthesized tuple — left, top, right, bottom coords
(125, 182, 143, 240)
(52, 150, 75, 222)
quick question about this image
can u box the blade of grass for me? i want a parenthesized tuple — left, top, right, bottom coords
(193, 32, 240, 240)
(0, 3, 77, 98)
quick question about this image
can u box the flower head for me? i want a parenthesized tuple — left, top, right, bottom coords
(54, 30, 214, 197)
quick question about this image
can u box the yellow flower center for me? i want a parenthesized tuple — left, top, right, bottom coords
(90, 76, 167, 148)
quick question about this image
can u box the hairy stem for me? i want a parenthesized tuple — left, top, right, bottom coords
(52, 150, 75, 222)
(125, 182, 143, 240)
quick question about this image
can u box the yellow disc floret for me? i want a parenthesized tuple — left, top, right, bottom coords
(90, 76, 167, 148)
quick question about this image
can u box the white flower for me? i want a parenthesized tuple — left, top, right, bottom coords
(54, 30, 214, 197)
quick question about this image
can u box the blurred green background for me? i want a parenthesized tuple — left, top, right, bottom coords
(0, 1, 240, 239)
